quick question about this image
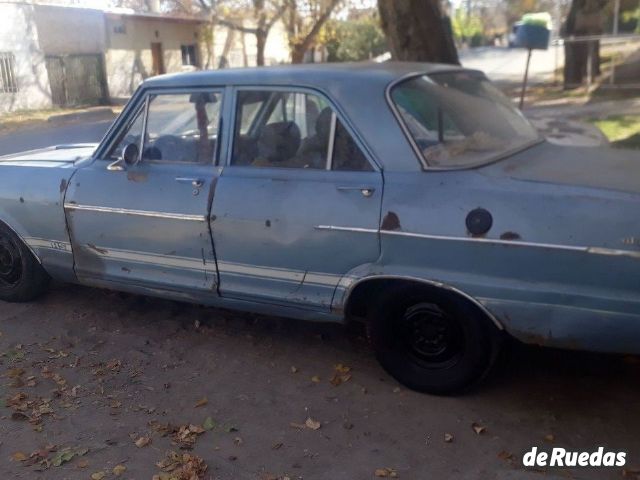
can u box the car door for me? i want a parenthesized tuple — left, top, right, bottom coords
(64, 89, 223, 293)
(211, 87, 382, 309)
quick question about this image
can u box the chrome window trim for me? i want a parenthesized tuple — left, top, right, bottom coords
(64, 204, 206, 222)
(325, 112, 337, 171)
(384, 70, 544, 171)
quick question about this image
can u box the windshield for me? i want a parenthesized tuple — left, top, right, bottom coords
(390, 71, 540, 168)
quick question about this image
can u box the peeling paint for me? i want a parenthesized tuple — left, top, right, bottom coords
(127, 171, 148, 183)
(500, 231, 522, 241)
(86, 243, 108, 255)
(381, 211, 401, 231)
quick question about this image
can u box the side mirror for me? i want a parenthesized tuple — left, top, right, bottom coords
(122, 143, 140, 166)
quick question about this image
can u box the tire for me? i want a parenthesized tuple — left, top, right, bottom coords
(368, 284, 501, 395)
(0, 223, 50, 302)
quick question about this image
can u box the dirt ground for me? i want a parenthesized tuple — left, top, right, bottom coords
(1, 282, 639, 480)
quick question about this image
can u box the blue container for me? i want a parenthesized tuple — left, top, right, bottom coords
(515, 24, 550, 50)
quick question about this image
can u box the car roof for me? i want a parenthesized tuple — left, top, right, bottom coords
(142, 61, 471, 90)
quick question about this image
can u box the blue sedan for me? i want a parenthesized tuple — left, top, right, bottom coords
(0, 63, 638, 394)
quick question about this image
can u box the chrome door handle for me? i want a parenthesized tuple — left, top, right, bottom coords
(175, 177, 204, 188)
(336, 186, 375, 197)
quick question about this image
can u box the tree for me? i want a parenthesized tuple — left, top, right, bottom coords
(285, 0, 342, 63)
(377, 0, 459, 64)
(563, 0, 608, 87)
(325, 13, 387, 62)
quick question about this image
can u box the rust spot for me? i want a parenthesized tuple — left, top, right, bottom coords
(381, 211, 401, 231)
(127, 171, 148, 183)
(59, 178, 67, 193)
(86, 243, 108, 255)
(265, 219, 271, 228)
(121, 266, 131, 273)
(500, 231, 521, 241)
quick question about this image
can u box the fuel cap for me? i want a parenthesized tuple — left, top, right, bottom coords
(466, 208, 493, 236)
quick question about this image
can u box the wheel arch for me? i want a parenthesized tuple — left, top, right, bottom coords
(342, 275, 504, 330)
(0, 212, 42, 264)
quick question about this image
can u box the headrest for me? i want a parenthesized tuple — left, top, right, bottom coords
(315, 107, 333, 142)
(257, 121, 301, 163)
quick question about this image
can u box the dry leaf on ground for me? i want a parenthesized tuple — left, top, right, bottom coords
(194, 397, 208, 408)
(375, 467, 398, 477)
(135, 436, 152, 448)
(305, 418, 321, 430)
(444, 433, 454, 443)
(471, 422, 486, 435)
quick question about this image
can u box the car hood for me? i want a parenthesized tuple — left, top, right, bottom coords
(484, 141, 640, 194)
(0, 144, 97, 167)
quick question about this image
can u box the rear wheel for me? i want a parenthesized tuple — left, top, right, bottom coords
(0, 223, 49, 302)
(368, 285, 501, 395)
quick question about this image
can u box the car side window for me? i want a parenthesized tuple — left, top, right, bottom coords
(331, 120, 373, 172)
(141, 92, 221, 164)
(231, 89, 372, 172)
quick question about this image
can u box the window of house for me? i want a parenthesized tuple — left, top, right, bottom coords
(0, 53, 18, 94)
(113, 24, 126, 34)
(231, 89, 373, 172)
(181, 45, 198, 67)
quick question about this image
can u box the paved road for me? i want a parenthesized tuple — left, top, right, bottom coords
(0, 119, 113, 157)
(461, 45, 564, 84)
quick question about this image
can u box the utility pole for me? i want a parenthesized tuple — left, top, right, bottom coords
(613, 0, 620, 35)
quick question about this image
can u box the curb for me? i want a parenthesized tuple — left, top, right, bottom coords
(47, 107, 115, 125)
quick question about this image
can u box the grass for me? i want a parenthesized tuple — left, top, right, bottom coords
(590, 114, 640, 149)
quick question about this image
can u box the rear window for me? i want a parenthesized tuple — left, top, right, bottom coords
(390, 72, 539, 168)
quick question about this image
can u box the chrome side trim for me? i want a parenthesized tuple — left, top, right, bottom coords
(339, 274, 504, 330)
(381, 230, 640, 259)
(315, 225, 379, 234)
(64, 204, 207, 222)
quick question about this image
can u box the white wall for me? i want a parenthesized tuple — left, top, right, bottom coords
(0, 3, 52, 113)
(105, 15, 203, 99)
(33, 4, 105, 55)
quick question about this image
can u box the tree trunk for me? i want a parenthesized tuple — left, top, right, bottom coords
(563, 0, 607, 88)
(291, 46, 305, 64)
(377, 0, 459, 64)
(256, 30, 267, 66)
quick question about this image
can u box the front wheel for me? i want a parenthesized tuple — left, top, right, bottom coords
(368, 285, 501, 395)
(0, 223, 50, 302)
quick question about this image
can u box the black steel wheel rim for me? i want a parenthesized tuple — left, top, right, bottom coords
(398, 303, 464, 368)
(0, 235, 22, 287)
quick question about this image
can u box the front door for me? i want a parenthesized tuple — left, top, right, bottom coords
(151, 43, 165, 75)
(211, 88, 382, 309)
(65, 89, 223, 293)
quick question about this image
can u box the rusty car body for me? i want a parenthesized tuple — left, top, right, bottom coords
(0, 62, 638, 393)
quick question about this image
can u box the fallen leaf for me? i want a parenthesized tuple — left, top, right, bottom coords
(471, 422, 486, 435)
(290, 366, 298, 373)
(289, 422, 306, 429)
(375, 467, 398, 477)
(91, 472, 106, 480)
(77, 459, 89, 468)
(305, 417, 321, 430)
(544, 434, 555, 442)
(311, 375, 321, 383)
(194, 397, 208, 408)
(233, 436, 243, 446)
(272, 442, 283, 450)
(135, 436, 151, 448)
(444, 433, 454, 443)
(203, 417, 216, 431)
(498, 450, 515, 462)
(113, 464, 127, 475)
(11, 451, 27, 462)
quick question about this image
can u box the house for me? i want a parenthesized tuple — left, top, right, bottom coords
(0, 2, 289, 113)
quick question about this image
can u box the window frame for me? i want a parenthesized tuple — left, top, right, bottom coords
(224, 85, 379, 172)
(0, 52, 19, 94)
(102, 87, 225, 166)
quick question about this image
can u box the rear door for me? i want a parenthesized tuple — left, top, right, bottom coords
(210, 87, 382, 309)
